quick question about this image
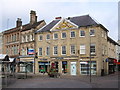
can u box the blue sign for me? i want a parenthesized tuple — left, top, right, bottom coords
(106, 58, 109, 62)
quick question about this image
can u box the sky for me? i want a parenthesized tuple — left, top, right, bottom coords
(0, 0, 119, 41)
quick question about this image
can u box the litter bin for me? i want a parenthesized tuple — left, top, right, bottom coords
(101, 69, 104, 76)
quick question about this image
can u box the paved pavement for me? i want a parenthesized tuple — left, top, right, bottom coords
(3, 71, 119, 88)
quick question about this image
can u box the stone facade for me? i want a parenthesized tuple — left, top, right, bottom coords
(0, 32, 3, 54)
(35, 16, 110, 76)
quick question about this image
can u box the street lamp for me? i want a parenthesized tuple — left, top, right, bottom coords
(89, 30, 92, 83)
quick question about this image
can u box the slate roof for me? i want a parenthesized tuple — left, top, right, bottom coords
(36, 15, 100, 33)
(107, 37, 119, 45)
(69, 15, 98, 27)
(36, 19, 60, 33)
(3, 20, 45, 34)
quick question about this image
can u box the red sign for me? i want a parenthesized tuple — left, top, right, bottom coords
(113, 59, 117, 64)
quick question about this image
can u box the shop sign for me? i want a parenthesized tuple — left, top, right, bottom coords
(55, 57, 64, 60)
(106, 58, 109, 62)
(40, 59, 47, 60)
(28, 49, 35, 55)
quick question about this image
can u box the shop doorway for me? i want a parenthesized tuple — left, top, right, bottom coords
(55, 61, 58, 72)
(62, 61, 67, 73)
(71, 62, 76, 75)
(39, 62, 50, 73)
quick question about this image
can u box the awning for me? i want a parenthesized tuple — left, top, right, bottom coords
(0, 54, 7, 60)
(9, 58, 14, 62)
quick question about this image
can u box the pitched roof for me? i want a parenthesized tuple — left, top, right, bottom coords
(36, 15, 99, 33)
(36, 19, 60, 33)
(107, 36, 119, 45)
(22, 20, 44, 31)
(3, 20, 45, 34)
(69, 15, 98, 27)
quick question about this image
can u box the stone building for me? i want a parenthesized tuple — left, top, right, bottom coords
(2, 10, 46, 73)
(19, 10, 46, 73)
(0, 32, 3, 54)
(107, 37, 119, 74)
(35, 15, 111, 76)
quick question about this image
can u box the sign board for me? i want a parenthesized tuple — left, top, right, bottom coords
(28, 49, 35, 55)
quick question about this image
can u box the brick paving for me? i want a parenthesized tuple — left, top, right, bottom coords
(2, 71, 119, 88)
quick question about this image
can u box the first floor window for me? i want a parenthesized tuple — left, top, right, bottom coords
(90, 44, 95, 54)
(39, 35, 43, 41)
(62, 32, 66, 39)
(90, 29, 95, 36)
(70, 31, 75, 38)
(54, 33, 58, 39)
(46, 34, 50, 40)
(80, 45, 85, 54)
(39, 47, 42, 56)
(71, 45, 75, 54)
(80, 30, 85, 37)
(53, 46, 58, 55)
(62, 46, 66, 55)
(46, 46, 50, 55)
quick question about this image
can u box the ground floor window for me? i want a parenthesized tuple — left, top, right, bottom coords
(19, 62, 33, 73)
(39, 62, 50, 73)
(62, 61, 67, 73)
(80, 61, 96, 75)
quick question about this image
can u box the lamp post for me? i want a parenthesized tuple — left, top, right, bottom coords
(89, 31, 92, 83)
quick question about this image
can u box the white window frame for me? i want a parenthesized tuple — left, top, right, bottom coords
(53, 33, 58, 40)
(90, 29, 95, 36)
(70, 45, 76, 55)
(46, 34, 50, 40)
(61, 46, 66, 55)
(53, 46, 58, 55)
(80, 30, 85, 37)
(39, 47, 42, 56)
(70, 31, 75, 38)
(61, 32, 66, 39)
(80, 45, 86, 54)
(46, 46, 50, 56)
(90, 44, 96, 54)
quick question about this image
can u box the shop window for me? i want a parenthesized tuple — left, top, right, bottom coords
(80, 61, 96, 75)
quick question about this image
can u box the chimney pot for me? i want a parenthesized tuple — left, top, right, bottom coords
(55, 17, 62, 20)
(16, 18, 22, 27)
(30, 10, 37, 24)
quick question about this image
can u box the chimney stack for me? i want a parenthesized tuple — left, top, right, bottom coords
(16, 18, 22, 27)
(30, 10, 37, 24)
(55, 17, 62, 20)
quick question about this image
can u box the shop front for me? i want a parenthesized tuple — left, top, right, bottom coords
(108, 58, 117, 74)
(19, 55, 34, 73)
(38, 62, 50, 73)
(62, 61, 67, 73)
(80, 61, 96, 75)
(70, 62, 77, 75)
